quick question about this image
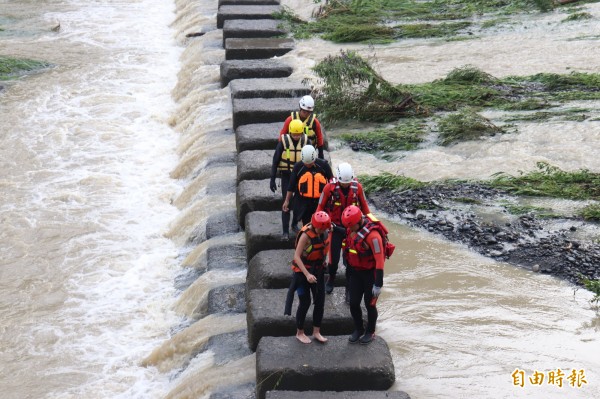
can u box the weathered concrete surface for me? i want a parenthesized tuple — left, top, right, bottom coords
(219, 0, 279, 7)
(225, 38, 294, 61)
(267, 392, 410, 399)
(210, 383, 256, 399)
(232, 97, 297, 129)
(207, 210, 242, 239)
(245, 211, 294, 260)
(230, 78, 310, 99)
(220, 60, 293, 88)
(207, 330, 253, 365)
(207, 243, 247, 271)
(208, 283, 247, 314)
(217, 5, 281, 29)
(236, 122, 281, 152)
(246, 289, 354, 351)
(247, 249, 347, 290)
(223, 19, 286, 47)
(237, 179, 280, 228)
(256, 336, 395, 399)
(237, 149, 273, 182)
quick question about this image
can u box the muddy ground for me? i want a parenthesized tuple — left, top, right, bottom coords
(368, 183, 600, 287)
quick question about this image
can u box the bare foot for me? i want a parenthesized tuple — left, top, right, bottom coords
(296, 330, 311, 344)
(313, 332, 328, 343)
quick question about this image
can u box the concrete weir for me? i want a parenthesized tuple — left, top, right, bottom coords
(211, 2, 407, 398)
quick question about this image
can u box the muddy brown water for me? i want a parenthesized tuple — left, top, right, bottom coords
(1, 1, 599, 398)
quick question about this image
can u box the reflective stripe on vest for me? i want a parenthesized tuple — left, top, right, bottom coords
(278, 134, 307, 172)
(291, 111, 316, 139)
(344, 214, 386, 270)
(326, 179, 360, 224)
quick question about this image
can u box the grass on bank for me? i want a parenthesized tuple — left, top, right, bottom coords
(0, 56, 50, 80)
(338, 120, 426, 153)
(359, 172, 426, 193)
(579, 203, 600, 221)
(579, 275, 600, 306)
(437, 108, 505, 146)
(274, 0, 600, 43)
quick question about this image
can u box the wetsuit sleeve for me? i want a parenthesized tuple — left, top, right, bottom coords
(316, 183, 333, 213)
(279, 116, 292, 141)
(287, 163, 300, 193)
(366, 231, 385, 272)
(357, 183, 371, 215)
(271, 142, 284, 179)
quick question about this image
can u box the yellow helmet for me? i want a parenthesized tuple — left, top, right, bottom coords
(289, 119, 305, 134)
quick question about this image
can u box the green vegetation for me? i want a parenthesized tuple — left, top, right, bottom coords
(580, 275, 600, 306)
(579, 203, 600, 221)
(338, 120, 426, 153)
(0, 56, 50, 80)
(501, 203, 558, 218)
(274, 0, 599, 43)
(504, 108, 593, 122)
(437, 108, 504, 146)
(359, 172, 426, 193)
(488, 162, 600, 200)
(562, 12, 594, 22)
(311, 50, 413, 123)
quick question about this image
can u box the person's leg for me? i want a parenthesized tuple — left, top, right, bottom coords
(280, 173, 291, 235)
(312, 268, 327, 343)
(284, 271, 298, 316)
(348, 268, 365, 342)
(360, 269, 378, 344)
(295, 273, 312, 344)
(326, 227, 344, 294)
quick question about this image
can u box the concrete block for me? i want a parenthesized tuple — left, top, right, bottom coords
(219, 0, 279, 6)
(207, 243, 247, 271)
(207, 210, 242, 239)
(208, 283, 247, 314)
(266, 392, 410, 399)
(225, 38, 294, 61)
(221, 60, 293, 88)
(217, 5, 281, 29)
(247, 249, 347, 290)
(247, 289, 354, 351)
(223, 19, 286, 47)
(237, 179, 281, 229)
(232, 97, 297, 129)
(245, 211, 294, 260)
(230, 78, 310, 99)
(236, 122, 281, 152)
(255, 336, 395, 399)
(237, 150, 273, 183)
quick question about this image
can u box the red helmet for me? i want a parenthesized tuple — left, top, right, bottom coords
(311, 211, 331, 230)
(341, 205, 363, 228)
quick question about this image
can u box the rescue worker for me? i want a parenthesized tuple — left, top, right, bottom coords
(341, 205, 386, 345)
(279, 95, 325, 159)
(270, 119, 308, 238)
(282, 145, 333, 227)
(316, 162, 370, 302)
(289, 211, 332, 344)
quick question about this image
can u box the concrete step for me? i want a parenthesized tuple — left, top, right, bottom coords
(237, 149, 273, 183)
(223, 19, 287, 47)
(230, 78, 310, 99)
(225, 38, 294, 60)
(245, 211, 294, 260)
(220, 59, 293, 88)
(247, 249, 347, 290)
(237, 179, 281, 229)
(232, 97, 297, 129)
(236, 122, 281, 152)
(256, 336, 396, 399)
(247, 289, 354, 351)
(217, 5, 281, 29)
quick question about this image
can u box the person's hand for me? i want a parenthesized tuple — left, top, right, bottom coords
(269, 178, 277, 193)
(372, 285, 381, 298)
(282, 201, 289, 212)
(306, 273, 317, 284)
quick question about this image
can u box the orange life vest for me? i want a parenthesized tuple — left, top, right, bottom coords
(297, 165, 327, 199)
(291, 224, 331, 272)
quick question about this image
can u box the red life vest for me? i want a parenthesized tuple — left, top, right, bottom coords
(344, 214, 395, 270)
(325, 179, 360, 225)
(292, 224, 331, 272)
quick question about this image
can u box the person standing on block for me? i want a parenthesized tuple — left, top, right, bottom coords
(279, 95, 325, 159)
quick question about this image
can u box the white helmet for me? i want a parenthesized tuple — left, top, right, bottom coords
(336, 162, 354, 184)
(301, 145, 317, 164)
(299, 95, 314, 112)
